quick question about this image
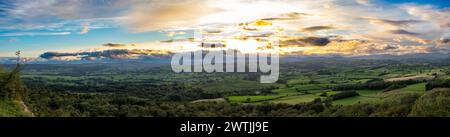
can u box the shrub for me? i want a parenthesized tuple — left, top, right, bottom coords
(409, 88, 450, 117)
(328, 91, 359, 101)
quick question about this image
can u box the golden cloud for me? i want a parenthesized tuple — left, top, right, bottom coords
(124, 0, 223, 32)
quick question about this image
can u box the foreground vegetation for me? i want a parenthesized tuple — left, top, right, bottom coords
(0, 64, 30, 116)
(0, 99, 29, 117)
(23, 88, 450, 117)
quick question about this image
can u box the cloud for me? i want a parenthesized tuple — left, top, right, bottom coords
(121, 0, 317, 32)
(402, 4, 450, 28)
(355, 0, 373, 6)
(361, 18, 422, 28)
(203, 28, 223, 34)
(39, 49, 172, 61)
(0, 17, 119, 34)
(440, 38, 450, 44)
(102, 43, 128, 48)
(167, 31, 187, 37)
(438, 37, 450, 45)
(388, 29, 420, 36)
(6, 0, 132, 20)
(300, 25, 335, 33)
(0, 0, 123, 35)
(279, 12, 310, 19)
(0, 32, 71, 36)
(2, 0, 450, 58)
(260, 12, 310, 21)
(363, 31, 429, 45)
(40, 52, 77, 59)
(123, 0, 223, 32)
(8, 38, 19, 42)
(282, 40, 447, 56)
(299, 37, 331, 46)
(281, 37, 331, 47)
(78, 23, 90, 34)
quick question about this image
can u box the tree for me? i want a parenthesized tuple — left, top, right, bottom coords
(0, 51, 26, 101)
(0, 65, 5, 97)
(409, 89, 450, 117)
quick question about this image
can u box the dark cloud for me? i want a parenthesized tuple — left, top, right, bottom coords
(383, 45, 398, 50)
(205, 29, 223, 33)
(281, 37, 331, 47)
(40, 52, 78, 59)
(437, 38, 450, 45)
(388, 29, 420, 36)
(260, 18, 288, 21)
(300, 26, 335, 32)
(300, 37, 331, 46)
(282, 12, 310, 18)
(103, 43, 128, 48)
(199, 42, 226, 48)
(39, 49, 172, 61)
(439, 38, 450, 44)
(160, 38, 195, 43)
(0, 0, 14, 17)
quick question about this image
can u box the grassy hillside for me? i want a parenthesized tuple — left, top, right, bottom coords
(0, 99, 29, 117)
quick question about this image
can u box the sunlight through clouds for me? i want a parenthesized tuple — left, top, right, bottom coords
(0, 0, 449, 59)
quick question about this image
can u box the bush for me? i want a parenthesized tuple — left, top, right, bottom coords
(426, 79, 450, 90)
(369, 93, 421, 117)
(383, 83, 406, 92)
(0, 64, 26, 100)
(328, 91, 359, 101)
(409, 88, 450, 117)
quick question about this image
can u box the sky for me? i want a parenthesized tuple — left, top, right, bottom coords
(0, 0, 449, 60)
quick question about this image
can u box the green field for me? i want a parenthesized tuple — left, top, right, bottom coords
(332, 89, 383, 105)
(326, 83, 428, 106)
(358, 89, 383, 97)
(228, 80, 439, 105)
(228, 95, 284, 103)
(191, 98, 227, 103)
(269, 94, 321, 104)
(332, 96, 380, 105)
(226, 68, 438, 105)
(399, 83, 427, 93)
(200, 77, 275, 93)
